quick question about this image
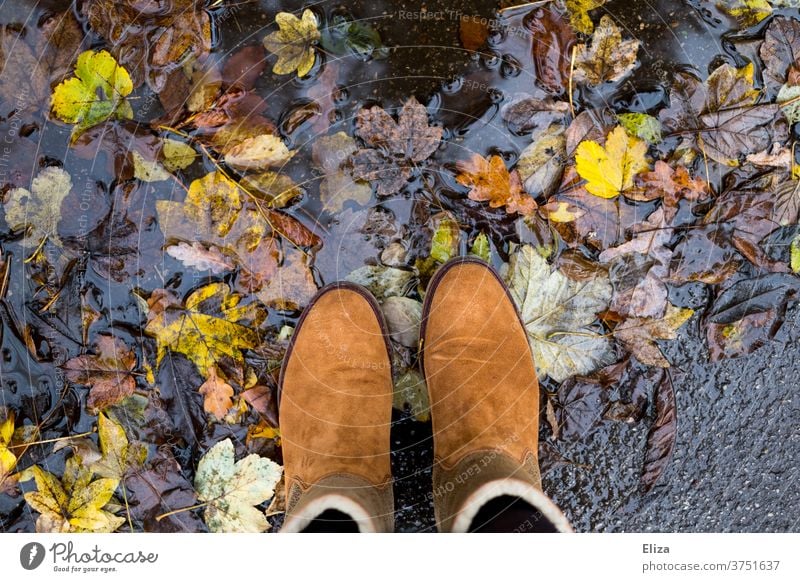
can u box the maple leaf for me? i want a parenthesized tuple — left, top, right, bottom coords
(91, 413, 147, 481)
(659, 63, 784, 166)
(194, 438, 282, 532)
(457, 153, 537, 215)
(144, 282, 266, 378)
(348, 97, 443, 197)
(575, 126, 649, 199)
(0, 410, 18, 495)
(574, 16, 640, 86)
(565, 0, 608, 34)
(759, 16, 800, 93)
(4, 166, 72, 251)
(263, 10, 321, 77)
(614, 305, 694, 368)
(85, 0, 211, 92)
(51, 49, 133, 138)
(505, 245, 615, 382)
(62, 335, 137, 413)
(628, 161, 710, 221)
(312, 132, 372, 212)
(23, 455, 124, 533)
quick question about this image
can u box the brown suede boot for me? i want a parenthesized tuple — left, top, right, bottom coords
(420, 257, 572, 532)
(278, 283, 394, 532)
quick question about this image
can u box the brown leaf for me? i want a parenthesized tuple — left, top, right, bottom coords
(222, 45, 267, 91)
(614, 305, 693, 367)
(573, 15, 639, 86)
(629, 161, 710, 221)
(242, 385, 279, 427)
(165, 242, 236, 274)
(641, 372, 678, 492)
(62, 336, 137, 412)
(265, 209, 320, 248)
(760, 16, 800, 94)
(707, 309, 783, 361)
(256, 247, 318, 311)
(553, 374, 610, 441)
(198, 366, 234, 419)
(456, 153, 537, 215)
(524, 6, 577, 96)
(459, 16, 489, 52)
(348, 97, 443, 196)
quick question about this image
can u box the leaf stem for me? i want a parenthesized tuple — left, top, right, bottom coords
(155, 501, 209, 522)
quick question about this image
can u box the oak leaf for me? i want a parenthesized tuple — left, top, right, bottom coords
(457, 153, 537, 215)
(62, 336, 137, 413)
(263, 10, 321, 77)
(194, 438, 282, 532)
(575, 126, 649, 199)
(198, 366, 235, 420)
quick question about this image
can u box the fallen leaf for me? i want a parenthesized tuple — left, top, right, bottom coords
(459, 16, 489, 51)
(617, 113, 663, 145)
(614, 304, 694, 367)
(348, 97, 443, 197)
(553, 374, 609, 440)
(321, 14, 386, 59)
(505, 245, 614, 382)
(392, 369, 430, 422)
(62, 336, 137, 412)
(263, 10, 320, 77)
(470, 233, 491, 262)
(565, 0, 608, 34)
(312, 132, 372, 212)
(708, 273, 798, 324)
(574, 16, 640, 86)
(166, 242, 236, 274)
(222, 45, 267, 90)
(240, 171, 303, 207)
(792, 234, 800, 273)
(223, 134, 295, 171)
(4, 166, 72, 250)
(524, 6, 577, 96)
(659, 63, 784, 165)
(85, 0, 211, 92)
(0, 27, 49, 112)
(24, 455, 124, 533)
(628, 161, 710, 221)
(145, 282, 266, 378)
(51, 49, 133, 137)
(345, 265, 415, 301)
(707, 309, 783, 361)
(382, 297, 423, 348)
(760, 16, 800, 93)
(242, 386, 279, 427)
(641, 372, 678, 492)
(415, 212, 462, 278)
(501, 93, 571, 136)
(720, 0, 773, 27)
(517, 123, 567, 198)
(162, 139, 197, 172)
(91, 413, 147, 481)
(0, 410, 18, 495)
(198, 366, 235, 420)
(575, 126, 649, 199)
(255, 247, 318, 311)
(194, 438, 282, 532)
(457, 153, 537, 215)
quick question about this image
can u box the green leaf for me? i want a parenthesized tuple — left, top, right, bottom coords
(320, 15, 387, 60)
(470, 233, 491, 262)
(790, 234, 800, 273)
(777, 84, 800, 125)
(4, 166, 72, 249)
(194, 438, 282, 533)
(50, 49, 133, 137)
(505, 245, 614, 382)
(617, 113, 663, 144)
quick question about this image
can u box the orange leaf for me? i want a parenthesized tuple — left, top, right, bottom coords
(199, 367, 234, 420)
(456, 153, 537, 216)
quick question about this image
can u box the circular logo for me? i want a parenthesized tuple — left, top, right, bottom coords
(19, 542, 45, 570)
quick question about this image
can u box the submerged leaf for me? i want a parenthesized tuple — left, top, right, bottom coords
(574, 16, 640, 86)
(565, 0, 608, 35)
(4, 166, 72, 249)
(62, 336, 137, 412)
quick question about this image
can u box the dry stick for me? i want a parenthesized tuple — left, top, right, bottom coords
(8, 429, 95, 451)
(568, 45, 578, 120)
(155, 501, 210, 522)
(156, 125, 312, 259)
(498, 1, 551, 15)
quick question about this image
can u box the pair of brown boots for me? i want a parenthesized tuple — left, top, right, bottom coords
(278, 258, 572, 532)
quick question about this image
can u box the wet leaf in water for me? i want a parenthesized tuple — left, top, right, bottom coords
(222, 45, 267, 91)
(516, 123, 567, 198)
(617, 113, 663, 145)
(0, 410, 18, 496)
(348, 97, 442, 197)
(0, 27, 49, 112)
(62, 336, 138, 413)
(194, 438, 282, 533)
(501, 93, 571, 136)
(382, 297, 423, 348)
(506, 245, 614, 382)
(459, 15, 489, 52)
(255, 247, 318, 311)
(198, 366, 235, 420)
(641, 372, 678, 493)
(708, 273, 799, 324)
(321, 14, 387, 59)
(707, 309, 783, 361)
(312, 131, 372, 212)
(224, 134, 295, 171)
(457, 153, 537, 215)
(574, 16, 640, 86)
(613, 304, 694, 367)
(628, 161, 710, 221)
(24, 455, 124, 533)
(721, 0, 774, 28)
(553, 374, 609, 441)
(346, 265, 415, 301)
(91, 413, 148, 481)
(575, 126, 649, 199)
(525, 6, 577, 97)
(564, 0, 608, 35)
(760, 16, 800, 93)
(263, 10, 321, 78)
(4, 166, 72, 250)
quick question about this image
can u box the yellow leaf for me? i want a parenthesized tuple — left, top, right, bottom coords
(0, 410, 13, 445)
(162, 139, 197, 172)
(263, 10, 321, 77)
(50, 49, 133, 135)
(575, 126, 649, 199)
(574, 16, 640, 86)
(223, 134, 296, 171)
(185, 171, 244, 238)
(718, 0, 773, 27)
(145, 282, 265, 378)
(565, 0, 607, 34)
